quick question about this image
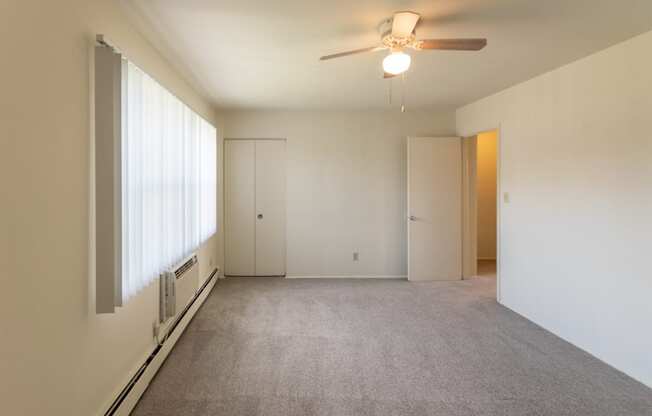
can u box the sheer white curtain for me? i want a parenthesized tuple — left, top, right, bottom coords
(121, 61, 217, 302)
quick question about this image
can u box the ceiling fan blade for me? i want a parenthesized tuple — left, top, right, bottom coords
(391, 11, 420, 38)
(384, 72, 397, 79)
(416, 38, 487, 51)
(319, 46, 384, 61)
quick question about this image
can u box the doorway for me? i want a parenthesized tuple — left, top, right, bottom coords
(406, 134, 499, 284)
(476, 131, 498, 278)
(462, 130, 500, 294)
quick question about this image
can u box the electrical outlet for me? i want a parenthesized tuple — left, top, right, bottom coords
(353, 252, 359, 261)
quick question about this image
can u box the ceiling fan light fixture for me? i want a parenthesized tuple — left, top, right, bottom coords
(383, 50, 411, 75)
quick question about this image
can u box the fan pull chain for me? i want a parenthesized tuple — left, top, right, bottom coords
(401, 73, 405, 113)
(388, 78, 393, 105)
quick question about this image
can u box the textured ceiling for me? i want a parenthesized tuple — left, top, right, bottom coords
(121, 0, 652, 111)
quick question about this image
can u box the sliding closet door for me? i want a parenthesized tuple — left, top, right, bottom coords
(225, 140, 256, 276)
(255, 140, 286, 276)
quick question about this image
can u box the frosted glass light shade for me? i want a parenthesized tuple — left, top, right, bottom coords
(383, 51, 411, 75)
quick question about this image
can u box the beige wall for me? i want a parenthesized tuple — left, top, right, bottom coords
(224, 110, 456, 277)
(457, 30, 652, 387)
(0, 1, 222, 414)
(476, 131, 498, 259)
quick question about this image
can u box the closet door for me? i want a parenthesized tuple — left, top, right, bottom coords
(225, 140, 256, 276)
(255, 140, 286, 276)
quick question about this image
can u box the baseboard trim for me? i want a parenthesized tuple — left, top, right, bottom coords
(104, 268, 218, 416)
(286, 275, 407, 279)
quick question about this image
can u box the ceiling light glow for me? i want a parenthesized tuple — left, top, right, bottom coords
(383, 50, 411, 75)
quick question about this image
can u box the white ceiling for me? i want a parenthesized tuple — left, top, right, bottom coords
(122, 0, 652, 111)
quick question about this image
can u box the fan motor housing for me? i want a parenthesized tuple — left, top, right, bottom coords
(378, 18, 416, 49)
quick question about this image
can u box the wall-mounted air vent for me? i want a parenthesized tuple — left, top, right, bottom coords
(159, 254, 199, 323)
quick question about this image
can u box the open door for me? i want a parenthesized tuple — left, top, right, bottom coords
(407, 137, 462, 281)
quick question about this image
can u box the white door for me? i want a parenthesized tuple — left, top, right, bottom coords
(255, 140, 286, 276)
(225, 140, 256, 276)
(225, 139, 286, 276)
(407, 137, 462, 281)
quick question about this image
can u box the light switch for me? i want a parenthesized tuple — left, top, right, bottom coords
(503, 192, 510, 203)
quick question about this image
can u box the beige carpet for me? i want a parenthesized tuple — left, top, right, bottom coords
(132, 276, 652, 415)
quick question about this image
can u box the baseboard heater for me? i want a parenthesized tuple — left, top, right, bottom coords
(103, 267, 218, 416)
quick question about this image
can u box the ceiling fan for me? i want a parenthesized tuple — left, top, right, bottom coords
(319, 11, 487, 78)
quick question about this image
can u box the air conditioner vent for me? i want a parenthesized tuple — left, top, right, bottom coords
(160, 254, 199, 324)
(174, 255, 198, 279)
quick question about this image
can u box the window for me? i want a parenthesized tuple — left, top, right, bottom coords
(95, 43, 217, 312)
(121, 61, 217, 302)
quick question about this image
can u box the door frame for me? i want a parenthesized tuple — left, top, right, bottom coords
(462, 137, 478, 279)
(224, 138, 287, 277)
(461, 126, 502, 302)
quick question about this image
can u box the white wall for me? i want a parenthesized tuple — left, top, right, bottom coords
(224, 110, 456, 277)
(457, 30, 652, 387)
(0, 1, 223, 414)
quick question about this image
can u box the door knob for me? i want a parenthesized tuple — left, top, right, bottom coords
(257, 214, 263, 219)
(408, 215, 416, 221)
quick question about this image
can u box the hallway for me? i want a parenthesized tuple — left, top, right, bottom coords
(477, 260, 496, 278)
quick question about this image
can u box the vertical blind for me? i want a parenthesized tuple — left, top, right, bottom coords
(121, 60, 217, 302)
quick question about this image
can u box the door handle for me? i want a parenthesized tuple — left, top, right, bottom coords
(257, 214, 263, 220)
(408, 215, 416, 221)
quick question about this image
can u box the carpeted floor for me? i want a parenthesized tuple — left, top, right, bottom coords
(132, 277, 652, 415)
